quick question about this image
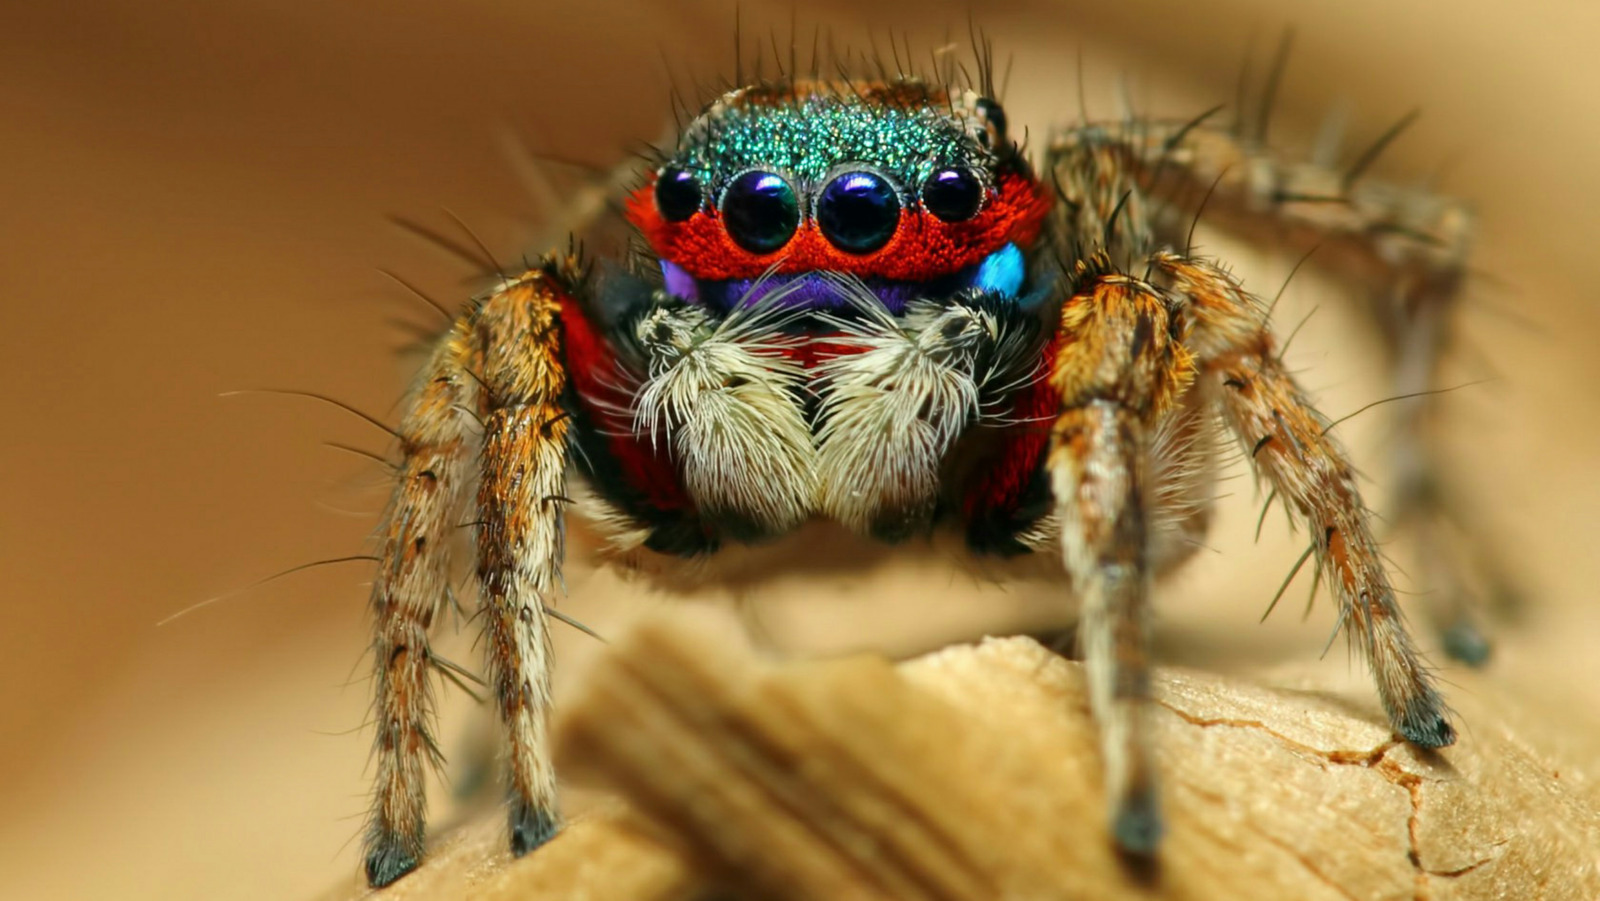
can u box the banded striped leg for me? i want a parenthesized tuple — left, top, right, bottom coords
(1153, 251, 1456, 749)
(1048, 268, 1196, 855)
(1051, 118, 1501, 664)
(363, 264, 574, 888)
(473, 268, 571, 859)
(365, 320, 481, 887)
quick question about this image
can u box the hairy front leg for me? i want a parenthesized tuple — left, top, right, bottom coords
(474, 266, 573, 858)
(362, 261, 577, 888)
(1048, 266, 1196, 855)
(1154, 251, 1455, 748)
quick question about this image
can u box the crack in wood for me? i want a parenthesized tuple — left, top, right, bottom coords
(1154, 697, 1475, 899)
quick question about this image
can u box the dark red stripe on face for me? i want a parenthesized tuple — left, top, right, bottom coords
(556, 297, 689, 513)
(961, 336, 1060, 522)
(783, 337, 863, 370)
(627, 171, 1051, 283)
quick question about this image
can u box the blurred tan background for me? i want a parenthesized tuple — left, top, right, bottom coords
(2, 1, 1597, 898)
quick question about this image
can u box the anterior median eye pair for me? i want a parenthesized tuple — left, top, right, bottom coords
(654, 164, 986, 255)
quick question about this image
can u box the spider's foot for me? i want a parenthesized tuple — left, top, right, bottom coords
(364, 831, 423, 889)
(1111, 794, 1163, 883)
(509, 798, 560, 857)
(1396, 698, 1457, 750)
(1441, 618, 1492, 668)
(1111, 787, 1164, 858)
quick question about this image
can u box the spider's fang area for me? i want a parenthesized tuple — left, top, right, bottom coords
(364, 833, 423, 888)
(509, 799, 561, 857)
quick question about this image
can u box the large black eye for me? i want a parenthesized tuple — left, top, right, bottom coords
(817, 171, 901, 254)
(721, 170, 799, 254)
(655, 167, 702, 222)
(921, 168, 984, 222)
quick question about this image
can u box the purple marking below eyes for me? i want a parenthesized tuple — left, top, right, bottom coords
(659, 245, 1021, 315)
(660, 260, 699, 302)
(730, 274, 917, 313)
(702, 273, 954, 314)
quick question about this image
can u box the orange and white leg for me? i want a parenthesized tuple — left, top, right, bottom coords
(1153, 251, 1456, 748)
(364, 318, 482, 886)
(1050, 114, 1502, 664)
(1047, 266, 1196, 854)
(363, 262, 575, 887)
(472, 267, 573, 859)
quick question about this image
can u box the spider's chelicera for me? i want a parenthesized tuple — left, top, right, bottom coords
(360, 76, 1467, 887)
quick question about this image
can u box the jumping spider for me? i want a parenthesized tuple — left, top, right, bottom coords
(360, 54, 1481, 887)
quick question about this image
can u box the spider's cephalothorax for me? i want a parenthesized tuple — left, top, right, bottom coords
(570, 80, 1059, 550)
(360, 74, 1464, 887)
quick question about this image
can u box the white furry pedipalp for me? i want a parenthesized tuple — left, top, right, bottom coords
(814, 276, 987, 535)
(632, 286, 817, 534)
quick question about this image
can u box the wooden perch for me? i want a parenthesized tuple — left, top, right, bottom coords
(324, 613, 1600, 900)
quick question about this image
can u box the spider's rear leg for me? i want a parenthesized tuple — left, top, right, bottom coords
(364, 319, 481, 887)
(1154, 251, 1456, 748)
(1384, 288, 1496, 665)
(1050, 119, 1502, 664)
(1046, 267, 1198, 856)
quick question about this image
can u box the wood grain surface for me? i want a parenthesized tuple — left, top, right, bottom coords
(318, 614, 1600, 899)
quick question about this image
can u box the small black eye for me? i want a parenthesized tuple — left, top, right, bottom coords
(921, 168, 984, 222)
(816, 171, 901, 254)
(655, 167, 702, 222)
(721, 170, 799, 254)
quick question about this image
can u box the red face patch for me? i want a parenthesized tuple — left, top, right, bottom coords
(626, 170, 1052, 284)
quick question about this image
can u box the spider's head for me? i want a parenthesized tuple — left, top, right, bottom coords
(625, 80, 1051, 315)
